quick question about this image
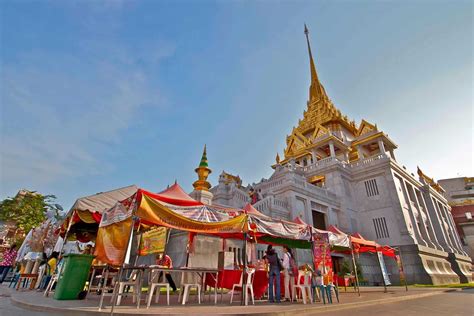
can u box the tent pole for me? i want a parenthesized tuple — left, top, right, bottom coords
(350, 247, 361, 296)
(163, 228, 172, 254)
(185, 232, 195, 268)
(59, 211, 75, 255)
(309, 227, 317, 271)
(111, 217, 136, 315)
(397, 247, 408, 292)
(241, 232, 248, 306)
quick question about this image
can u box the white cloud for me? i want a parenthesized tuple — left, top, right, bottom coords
(0, 42, 174, 196)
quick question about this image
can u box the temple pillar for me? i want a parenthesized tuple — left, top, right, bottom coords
(329, 141, 336, 158)
(357, 145, 364, 160)
(389, 149, 396, 161)
(311, 150, 317, 164)
(344, 151, 349, 162)
(378, 139, 386, 155)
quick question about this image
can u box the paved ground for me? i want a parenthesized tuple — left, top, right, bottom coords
(0, 285, 472, 315)
(0, 292, 52, 316)
(324, 288, 474, 316)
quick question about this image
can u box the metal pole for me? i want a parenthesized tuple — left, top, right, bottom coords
(111, 217, 135, 316)
(241, 232, 248, 306)
(59, 211, 75, 255)
(397, 247, 408, 291)
(350, 247, 361, 296)
(185, 232, 192, 268)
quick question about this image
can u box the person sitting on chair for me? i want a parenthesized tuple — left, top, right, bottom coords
(155, 253, 177, 292)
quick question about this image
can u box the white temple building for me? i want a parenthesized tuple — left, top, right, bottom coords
(207, 26, 472, 285)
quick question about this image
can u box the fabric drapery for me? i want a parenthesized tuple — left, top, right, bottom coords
(94, 217, 133, 266)
(135, 193, 248, 234)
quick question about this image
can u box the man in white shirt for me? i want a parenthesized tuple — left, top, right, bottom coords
(282, 246, 296, 302)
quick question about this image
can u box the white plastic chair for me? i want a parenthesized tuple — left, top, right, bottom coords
(34, 264, 46, 290)
(43, 273, 59, 297)
(230, 268, 255, 305)
(115, 269, 141, 306)
(293, 270, 313, 304)
(43, 262, 62, 297)
(147, 269, 170, 307)
(178, 271, 201, 305)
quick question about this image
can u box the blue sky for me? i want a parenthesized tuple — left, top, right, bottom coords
(1, 0, 472, 209)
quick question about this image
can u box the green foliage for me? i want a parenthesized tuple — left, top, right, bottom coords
(337, 259, 364, 280)
(339, 260, 352, 276)
(0, 191, 63, 234)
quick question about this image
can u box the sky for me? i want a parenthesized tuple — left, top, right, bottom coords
(1, 0, 472, 209)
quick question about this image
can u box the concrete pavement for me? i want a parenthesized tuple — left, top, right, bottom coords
(0, 284, 468, 315)
(323, 288, 474, 316)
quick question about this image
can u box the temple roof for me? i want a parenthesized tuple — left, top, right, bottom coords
(417, 167, 445, 193)
(199, 144, 209, 168)
(283, 26, 357, 158)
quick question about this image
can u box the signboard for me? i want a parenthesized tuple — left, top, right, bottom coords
(377, 251, 392, 286)
(138, 227, 167, 256)
(313, 233, 333, 281)
(396, 254, 405, 283)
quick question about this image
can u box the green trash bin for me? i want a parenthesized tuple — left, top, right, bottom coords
(54, 254, 94, 300)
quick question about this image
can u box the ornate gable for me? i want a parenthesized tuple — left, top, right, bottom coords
(285, 130, 310, 156)
(310, 124, 330, 141)
(357, 119, 378, 137)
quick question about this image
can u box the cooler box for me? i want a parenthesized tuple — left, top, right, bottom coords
(54, 254, 94, 300)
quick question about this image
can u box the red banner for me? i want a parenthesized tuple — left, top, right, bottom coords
(313, 233, 333, 281)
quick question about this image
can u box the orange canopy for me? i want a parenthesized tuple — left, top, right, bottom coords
(328, 225, 396, 258)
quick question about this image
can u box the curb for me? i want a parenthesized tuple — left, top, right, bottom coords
(10, 290, 448, 316)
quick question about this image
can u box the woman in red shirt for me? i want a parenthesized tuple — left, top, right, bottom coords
(155, 253, 177, 291)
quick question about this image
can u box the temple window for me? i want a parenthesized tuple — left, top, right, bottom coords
(364, 178, 379, 197)
(373, 217, 389, 238)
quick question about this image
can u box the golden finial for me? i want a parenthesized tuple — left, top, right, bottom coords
(304, 24, 327, 102)
(276, 153, 281, 164)
(193, 145, 212, 191)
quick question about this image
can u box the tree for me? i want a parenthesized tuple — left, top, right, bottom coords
(0, 190, 63, 238)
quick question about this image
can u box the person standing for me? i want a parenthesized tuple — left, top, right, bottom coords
(156, 253, 177, 292)
(263, 245, 281, 303)
(282, 246, 296, 302)
(0, 244, 17, 284)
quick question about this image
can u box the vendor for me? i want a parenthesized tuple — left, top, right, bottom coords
(155, 253, 177, 292)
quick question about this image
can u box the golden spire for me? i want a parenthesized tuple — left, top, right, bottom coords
(193, 145, 212, 191)
(276, 152, 281, 164)
(304, 24, 328, 103)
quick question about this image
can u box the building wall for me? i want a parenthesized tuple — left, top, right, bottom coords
(210, 154, 472, 284)
(438, 177, 474, 263)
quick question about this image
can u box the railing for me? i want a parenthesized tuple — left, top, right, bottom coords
(253, 196, 289, 215)
(348, 154, 388, 168)
(231, 187, 251, 203)
(257, 179, 284, 191)
(302, 156, 342, 172)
